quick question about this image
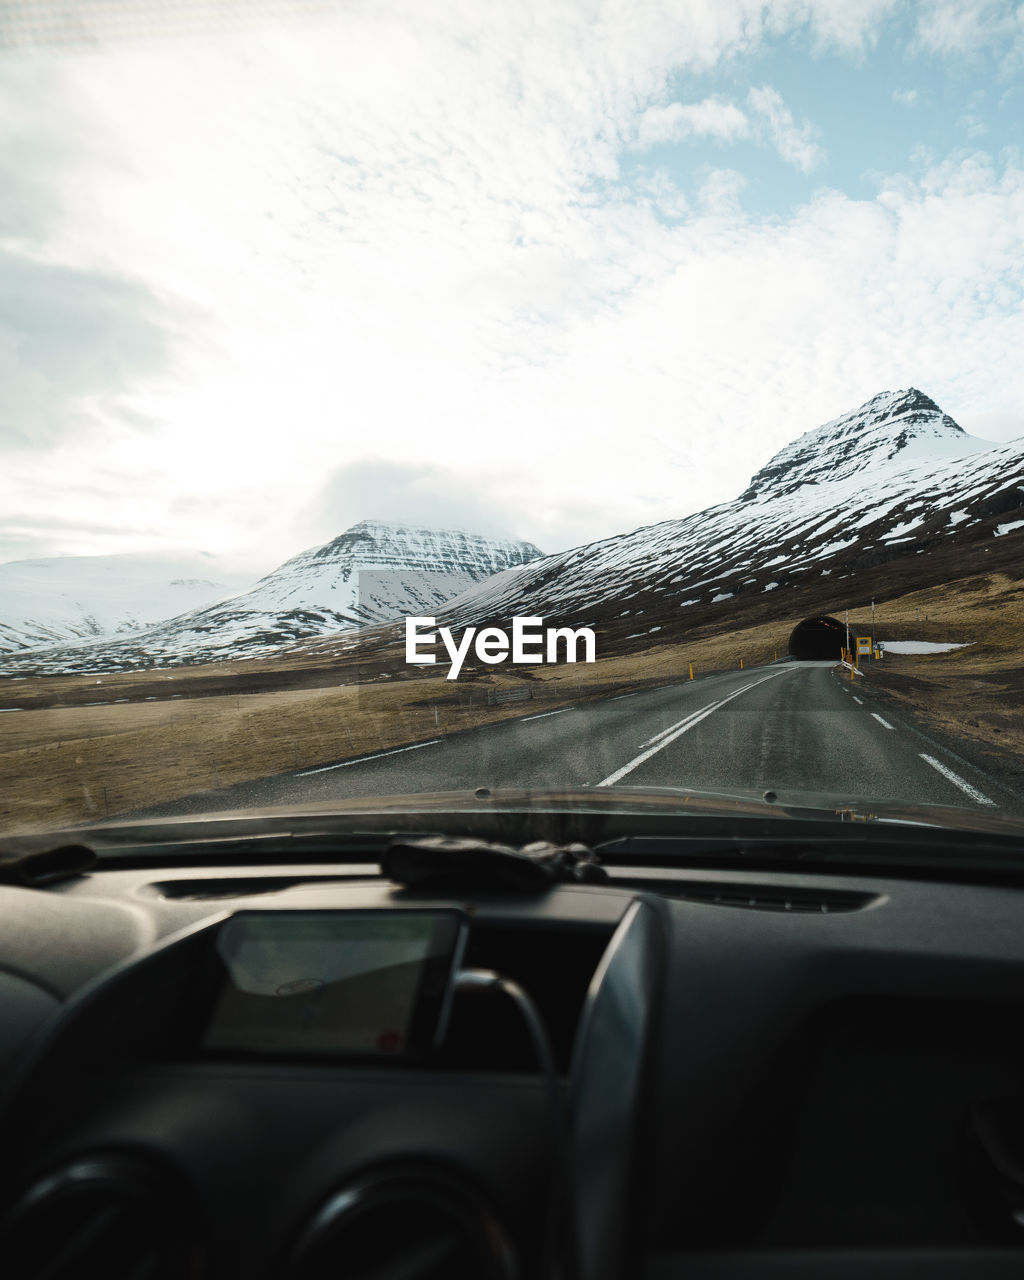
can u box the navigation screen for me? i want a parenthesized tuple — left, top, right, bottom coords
(201, 911, 465, 1057)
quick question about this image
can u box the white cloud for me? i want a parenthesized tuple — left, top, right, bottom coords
(637, 97, 751, 147)
(747, 84, 826, 172)
(637, 84, 823, 174)
(1, 0, 1022, 573)
(697, 167, 749, 213)
(915, 0, 1024, 70)
(893, 87, 920, 106)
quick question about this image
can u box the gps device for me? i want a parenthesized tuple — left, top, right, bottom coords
(199, 909, 468, 1061)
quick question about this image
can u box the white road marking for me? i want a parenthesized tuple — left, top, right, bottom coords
(919, 754, 994, 806)
(598, 670, 787, 787)
(521, 708, 570, 721)
(640, 701, 726, 748)
(871, 713, 894, 730)
(297, 739, 441, 776)
(0, 707, 24, 712)
(609, 692, 640, 700)
(853, 696, 863, 705)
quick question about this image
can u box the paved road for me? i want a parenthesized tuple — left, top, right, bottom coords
(183, 659, 1021, 819)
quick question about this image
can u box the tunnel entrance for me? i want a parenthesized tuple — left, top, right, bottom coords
(788, 615, 856, 659)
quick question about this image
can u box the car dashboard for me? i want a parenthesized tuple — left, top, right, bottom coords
(4, 844, 1024, 1279)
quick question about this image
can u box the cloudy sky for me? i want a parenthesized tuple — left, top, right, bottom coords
(1, 0, 1024, 575)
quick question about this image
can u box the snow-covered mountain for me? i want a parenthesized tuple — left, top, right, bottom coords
(5, 390, 1021, 675)
(1, 521, 542, 672)
(437, 389, 1024, 644)
(0, 553, 247, 653)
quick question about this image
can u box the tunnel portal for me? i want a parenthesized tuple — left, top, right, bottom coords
(788, 615, 857, 660)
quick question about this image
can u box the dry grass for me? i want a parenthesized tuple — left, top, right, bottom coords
(844, 573, 1024, 770)
(0, 618, 790, 833)
(9, 570, 1018, 835)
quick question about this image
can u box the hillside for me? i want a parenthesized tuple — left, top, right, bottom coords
(0, 521, 542, 674)
(435, 389, 1024, 651)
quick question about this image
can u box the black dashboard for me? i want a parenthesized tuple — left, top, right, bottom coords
(5, 845, 1024, 1278)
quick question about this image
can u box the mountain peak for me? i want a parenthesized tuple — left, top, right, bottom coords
(292, 519, 541, 571)
(740, 388, 986, 501)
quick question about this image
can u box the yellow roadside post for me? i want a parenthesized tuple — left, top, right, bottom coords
(689, 662, 694, 680)
(740, 657, 744, 669)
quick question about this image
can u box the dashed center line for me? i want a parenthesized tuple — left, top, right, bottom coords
(871, 713, 894, 730)
(521, 708, 570, 722)
(297, 739, 441, 776)
(852, 696, 863, 705)
(920, 753, 994, 806)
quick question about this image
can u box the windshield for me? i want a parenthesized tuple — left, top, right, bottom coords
(2, 1, 1024, 842)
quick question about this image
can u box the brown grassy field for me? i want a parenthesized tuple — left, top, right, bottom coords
(843, 572, 1024, 777)
(3, 570, 1023, 834)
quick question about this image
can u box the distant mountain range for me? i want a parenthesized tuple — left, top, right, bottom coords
(3, 388, 1023, 676)
(436, 388, 1024, 647)
(0, 521, 542, 672)
(0, 553, 248, 653)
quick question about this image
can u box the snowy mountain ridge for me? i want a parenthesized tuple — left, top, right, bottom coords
(5, 389, 1023, 674)
(740, 388, 990, 499)
(0, 521, 542, 672)
(435, 388, 1024, 644)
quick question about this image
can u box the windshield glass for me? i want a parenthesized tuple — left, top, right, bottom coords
(3, 1, 1024, 840)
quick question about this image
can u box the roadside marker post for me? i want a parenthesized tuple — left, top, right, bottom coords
(689, 663, 694, 680)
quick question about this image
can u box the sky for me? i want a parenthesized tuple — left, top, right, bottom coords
(1, 0, 1024, 576)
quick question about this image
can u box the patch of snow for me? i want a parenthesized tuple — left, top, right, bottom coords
(996, 519, 1024, 536)
(810, 536, 858, 557)
(880, 641, 972, 654)
(880, 518, 924, 541)
(711, 592, 734, 602)
(763, 582, 779, 591)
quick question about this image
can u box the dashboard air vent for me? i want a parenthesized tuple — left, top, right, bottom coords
(676, 882, 879, 912)
(288, 1164, 518, 1280)
(0, 1153, 205, 1280)
(611, 876, 879, 913)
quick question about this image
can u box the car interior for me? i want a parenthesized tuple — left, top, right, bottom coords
(4, 803, 1024, 1280)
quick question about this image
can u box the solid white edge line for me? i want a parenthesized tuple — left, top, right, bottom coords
(297, 738, 442, 776)
(598, 670, 787, 787)
(521, 708, 570, 721)
(919, 753, 994, 806)
(870, 713, 895, 730)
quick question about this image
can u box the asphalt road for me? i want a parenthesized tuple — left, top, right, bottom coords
(192, 659, 1022, 819)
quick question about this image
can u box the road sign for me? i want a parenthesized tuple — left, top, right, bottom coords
(856, 637, 872, 655)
